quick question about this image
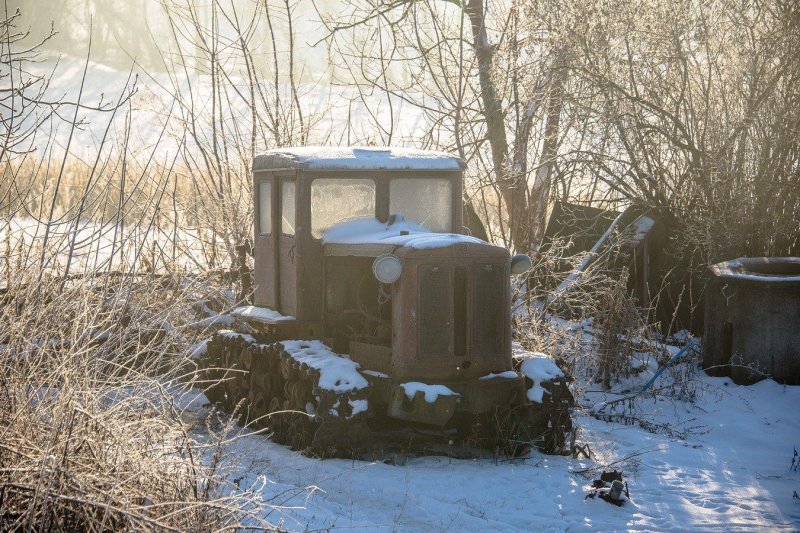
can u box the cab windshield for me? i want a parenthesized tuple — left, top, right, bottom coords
(311, 178, 376, 238)
(389, 178, 452, 233)
(310, 176, 453, 238)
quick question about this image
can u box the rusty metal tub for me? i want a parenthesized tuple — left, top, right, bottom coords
(703, 257, 800, 384)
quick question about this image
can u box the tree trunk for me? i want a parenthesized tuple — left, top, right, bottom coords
(528, 55, 568, 249)
(464, 0, 529, 252)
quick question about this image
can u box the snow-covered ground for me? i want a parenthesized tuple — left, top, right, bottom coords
(178, 360, 800, 532)
(17, 54, 432, 160)
(0, 217, 216, 283)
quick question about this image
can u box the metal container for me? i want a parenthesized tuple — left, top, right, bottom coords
(704, 257, 800, 384)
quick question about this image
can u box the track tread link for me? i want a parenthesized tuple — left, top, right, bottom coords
(204, 332, 370, 454)
(201, 331, 573, 457)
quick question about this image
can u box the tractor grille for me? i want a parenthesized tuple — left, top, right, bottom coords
(418, 265, 452, 357)
(472, 264, 504, 356)
(417, 263, 505, 357)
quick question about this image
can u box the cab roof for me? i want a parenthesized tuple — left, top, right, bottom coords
(253, 146, 466, 172)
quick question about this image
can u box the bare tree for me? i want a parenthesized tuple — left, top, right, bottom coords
(319, 0, 799, 265)
(318, 0, 572, 253)
(145, 0, 327, 266)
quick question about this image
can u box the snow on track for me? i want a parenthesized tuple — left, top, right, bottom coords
(281, 340, 368, 393)
(400, 382, 459, 403)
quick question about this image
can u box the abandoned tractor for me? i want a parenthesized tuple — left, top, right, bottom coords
(200, 147, 573, 457)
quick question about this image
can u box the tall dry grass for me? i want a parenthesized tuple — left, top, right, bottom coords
(0, 269, 281, 531)
(514, 230, 662, 392)
(0, 5, 283, 528)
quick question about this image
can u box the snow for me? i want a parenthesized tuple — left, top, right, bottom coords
(172, 315, 800, 533)
(322, 216, 485, 249)
(516, 352, 565, 403)
(348, 399, 369, 416)
(21, 56, 434, 162)
(0, 217, 220, 282)
(218, 330, 257, 344)
(627, 215, 655, 245)
(233, 305, 295, 323)
(479, 370, 519, 381)
(711, 257, 800, 283)
(400, 382, 460, 403)
(192, 314, 235, 328)
(633, 215, 655, 237)
(282, 340, 369, 393)
(177, 369, 800, 532)
(363, 370, 390, 378)
(253, 146, 465, 171)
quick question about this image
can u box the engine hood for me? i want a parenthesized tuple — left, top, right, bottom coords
(321, 216, 505, 258)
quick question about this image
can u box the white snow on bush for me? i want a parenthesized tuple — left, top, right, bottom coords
(322, 216, 485, 249)
(517, 353, 564, 403)
(479, 370, 519, 381)
(189, 340, 209, 360)
(400, 382, 460, 403)
(233, 305, 295, 323)
(282, 340, 368, 393)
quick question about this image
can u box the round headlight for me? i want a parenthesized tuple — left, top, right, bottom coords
(510, 254, 533, 275)
(373, 254, 403, 284)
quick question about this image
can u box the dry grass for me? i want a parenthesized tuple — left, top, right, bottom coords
(0, 268, 279, 531)
(514, 235, 661, 392)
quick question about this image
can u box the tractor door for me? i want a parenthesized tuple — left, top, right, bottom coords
(253, 176, 277, 307)
(278, 178, 297, 316)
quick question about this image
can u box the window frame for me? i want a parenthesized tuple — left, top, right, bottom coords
(309, 177, 378, 240)
(257, 179, 273, 236)
(388, 177, 454, 233)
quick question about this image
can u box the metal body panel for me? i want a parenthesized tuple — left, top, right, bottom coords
(278, 234, 296, 316)
(252, 166, 463, 322)
(391, 243, 511, 382)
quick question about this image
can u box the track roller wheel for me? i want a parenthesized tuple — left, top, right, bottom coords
(199, 335, 226, 405)
(247, 353, 272, 429)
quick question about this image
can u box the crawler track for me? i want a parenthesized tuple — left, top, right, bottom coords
(201, 332, 370, 455)
(200, 332, 573, 458)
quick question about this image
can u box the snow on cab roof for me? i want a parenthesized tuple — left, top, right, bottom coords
(253, 146, 466, 171)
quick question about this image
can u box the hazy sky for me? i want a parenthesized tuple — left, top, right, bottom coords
(13, 0, 336, 78)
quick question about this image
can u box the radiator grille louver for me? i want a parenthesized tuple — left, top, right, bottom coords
(418, 265, 451, 357)
(417, 263, 505, 358)
(472, 264, 504, 356)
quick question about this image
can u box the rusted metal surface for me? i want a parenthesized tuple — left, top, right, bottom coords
(200, 148, 574, 456)
(704, 257, 800, 384)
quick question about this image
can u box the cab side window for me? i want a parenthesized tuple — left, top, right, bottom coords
(258, 181, 272, 234)
(281, 180, 296, 235)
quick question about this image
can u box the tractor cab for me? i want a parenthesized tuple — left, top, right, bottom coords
(249, 146, 522, 382)
(203, 146, 573, 455)
(251, 149, 458, 301)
